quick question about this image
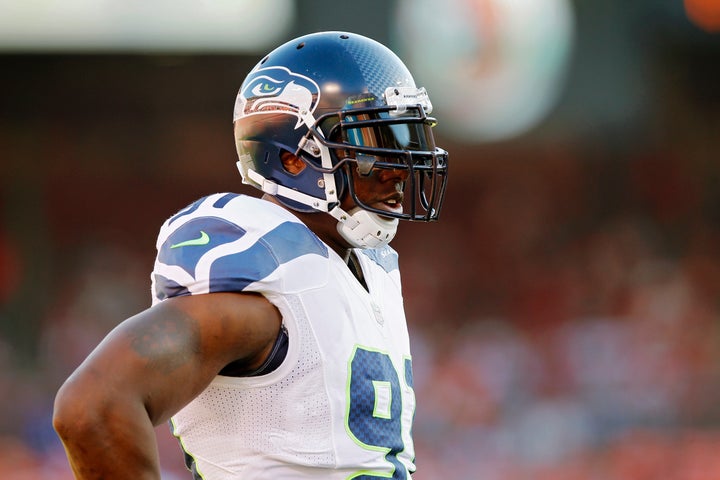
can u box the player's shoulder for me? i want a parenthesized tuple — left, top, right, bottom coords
(152, 193, 330, 300)
(158, 193, 324, 251)
(158, 193, 288, 243)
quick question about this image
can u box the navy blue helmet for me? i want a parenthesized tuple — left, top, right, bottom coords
(233, 31, 448, 247)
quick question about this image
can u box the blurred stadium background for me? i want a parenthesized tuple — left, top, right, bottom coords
(2, 0, 720, 478)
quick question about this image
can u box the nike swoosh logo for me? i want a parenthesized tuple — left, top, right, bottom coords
(170, 231, 210, 249)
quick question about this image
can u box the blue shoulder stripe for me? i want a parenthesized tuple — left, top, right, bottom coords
(167, 194, 240, 227)
(167, 196, 211, 226)
(208, 221, 328, 292)
(156, 219, 328, 298)
(158, 217, 247, 277)
(153, 274, 189, 301)
(212, 193, 238, 208)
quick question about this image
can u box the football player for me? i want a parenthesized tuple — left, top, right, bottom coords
(53, 31, 449, 479)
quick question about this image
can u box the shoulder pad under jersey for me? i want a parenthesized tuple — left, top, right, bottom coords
(151, 193, 328, 302)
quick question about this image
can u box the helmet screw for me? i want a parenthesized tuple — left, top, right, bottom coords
(317, 179, 325, 188)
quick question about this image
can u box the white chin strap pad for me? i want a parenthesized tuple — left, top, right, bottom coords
(334, 207, 399, 249)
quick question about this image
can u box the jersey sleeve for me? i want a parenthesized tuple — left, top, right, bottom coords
(150, 194, 329, 304)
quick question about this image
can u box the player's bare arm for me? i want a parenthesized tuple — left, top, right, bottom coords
(55, 31, 449, 479)
(53, 292, 281, 480)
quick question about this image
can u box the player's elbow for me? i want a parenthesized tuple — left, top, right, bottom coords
(53, 375, 103, 442)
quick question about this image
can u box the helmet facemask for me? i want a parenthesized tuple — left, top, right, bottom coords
(297, 100, 449, 224)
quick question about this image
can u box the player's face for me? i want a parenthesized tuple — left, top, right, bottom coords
(342, 165, 410, 218)
(336, 109, 429, 219)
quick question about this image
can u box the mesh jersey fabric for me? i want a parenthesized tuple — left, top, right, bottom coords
(150, 193, 416, 479)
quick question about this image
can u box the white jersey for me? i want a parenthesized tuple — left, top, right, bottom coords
(150, 193, 416, 479)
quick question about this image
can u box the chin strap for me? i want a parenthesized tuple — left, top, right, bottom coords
(330, 206, 398, 249)
(242, 165, 333, 211)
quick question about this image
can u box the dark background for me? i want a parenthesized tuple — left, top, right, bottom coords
(2, 0, 720, 478)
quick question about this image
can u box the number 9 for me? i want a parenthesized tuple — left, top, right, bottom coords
(346, 346, 414, 479)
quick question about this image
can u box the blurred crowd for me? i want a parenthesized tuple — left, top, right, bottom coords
(2, 3, 719, 473)
(404, 140, 720, 478)
(2, 131, 720, 478)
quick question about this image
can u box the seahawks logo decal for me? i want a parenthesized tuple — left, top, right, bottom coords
(233, 66, 321, 129)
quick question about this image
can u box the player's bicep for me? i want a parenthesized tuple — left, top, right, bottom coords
(114, 300, 211, 423)
(75, 292, 281, 425)
(68, 300, 210, 426)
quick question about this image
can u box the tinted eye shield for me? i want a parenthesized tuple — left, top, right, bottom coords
(296, 105, 444, 176)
